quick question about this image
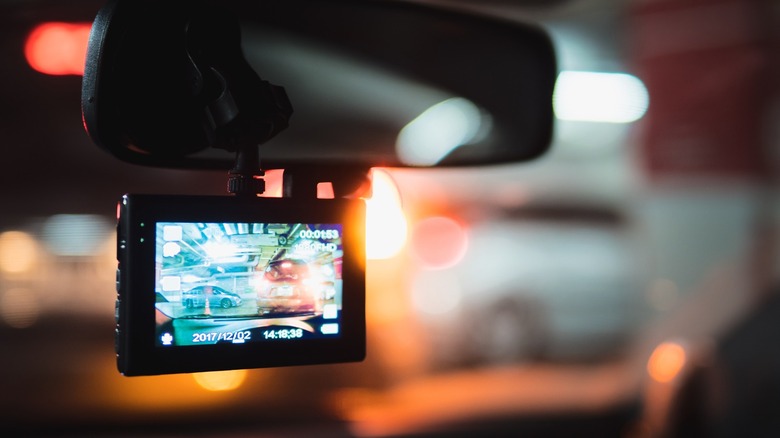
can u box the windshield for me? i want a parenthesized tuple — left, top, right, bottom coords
(0, 0, 778, 436)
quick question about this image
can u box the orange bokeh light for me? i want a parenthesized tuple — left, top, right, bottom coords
(365, 169, 407, 260)
(25, 22, 91, 76)
(647, 341, 687, 383)
(192, 370, 248, 392)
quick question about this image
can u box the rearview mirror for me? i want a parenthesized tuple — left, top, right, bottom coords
(82, 0, 556, 170)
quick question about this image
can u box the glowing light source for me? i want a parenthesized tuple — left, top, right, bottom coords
(553, 71, 649, 123)
(647, 341, 687, 383)
(396, 97, 487, 166)
(411, 216, 468, 270)
(25, 22, 92, 76)
(192, 369, 248, 392)
(365, 169, 407, 260)
(0, 231, 38, 274)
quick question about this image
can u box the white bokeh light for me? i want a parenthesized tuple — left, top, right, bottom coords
(554, 71, 649, 123)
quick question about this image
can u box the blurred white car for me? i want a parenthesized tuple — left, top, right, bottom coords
(410, 207, 648, 367)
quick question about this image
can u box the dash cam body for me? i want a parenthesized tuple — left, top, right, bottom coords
(115, 194, 366, 376)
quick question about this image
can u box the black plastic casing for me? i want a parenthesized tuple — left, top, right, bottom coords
(115, 194, 366, 376)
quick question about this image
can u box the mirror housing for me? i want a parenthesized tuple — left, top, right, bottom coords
(82, 0, 556, 170)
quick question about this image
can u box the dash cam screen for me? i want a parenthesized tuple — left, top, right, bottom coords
(154, 222, 344, 347)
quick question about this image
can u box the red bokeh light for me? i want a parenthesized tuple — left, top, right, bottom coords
(25, 22, 92, 76)
(410, 216, 468, 270)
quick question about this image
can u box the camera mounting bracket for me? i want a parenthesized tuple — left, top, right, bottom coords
(179, 0, 368, 200)
(180, 1, 291, 196)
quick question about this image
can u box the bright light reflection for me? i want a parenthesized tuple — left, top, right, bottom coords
(647, 341, 687, 383)
(192, 369, 248, 392)
(554, 71, 649, 123)
(25, 22, 91, 76)
(0, 231, 38, 274)
(397, 97, 485, 166)
(366, 169, 407, 260)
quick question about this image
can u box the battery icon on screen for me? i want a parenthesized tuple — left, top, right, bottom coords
(320, 323, 339, 335)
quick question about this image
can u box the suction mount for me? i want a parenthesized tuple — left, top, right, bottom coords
(182, 1, 292, 196)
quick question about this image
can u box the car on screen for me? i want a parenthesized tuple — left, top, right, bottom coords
(257, 258, 322, 315)
(182, 285, 242, 309)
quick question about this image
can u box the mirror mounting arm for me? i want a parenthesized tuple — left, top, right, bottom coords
(227, 145, 265, 197)
(178, 0, 293, 197)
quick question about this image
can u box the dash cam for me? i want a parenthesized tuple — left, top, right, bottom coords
(115, 194, 366, 376)
(86, 0, 369, 376)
